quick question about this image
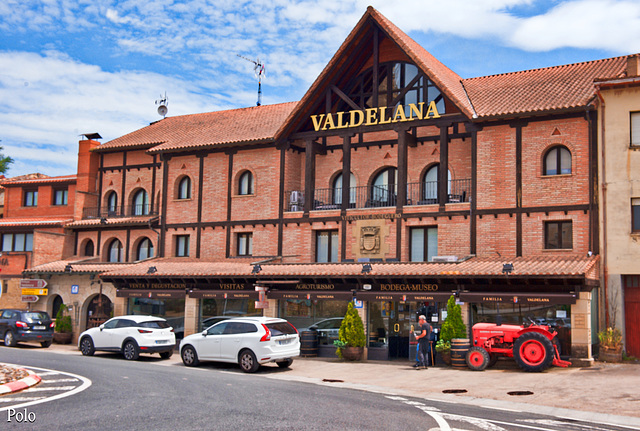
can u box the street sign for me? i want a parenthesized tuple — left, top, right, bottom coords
(20, 279, 48, 289)
(21, 288, 48, 296)
(21, 295, 39, 303)
(71, 285, 79, 294)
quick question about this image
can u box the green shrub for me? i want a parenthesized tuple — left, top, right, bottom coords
(439, 295, 467, 343)
(334, 302, 365, 357)
(55, 304, 72, 333)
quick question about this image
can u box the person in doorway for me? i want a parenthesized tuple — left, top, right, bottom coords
(414, 315, 431, 369)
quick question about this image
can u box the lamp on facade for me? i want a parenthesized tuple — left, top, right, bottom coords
(100, 217, 107, 224)
(64, 264, 73, 273)
(502, 263, 514, 275)
(147, 266, 157, 274)
(252, 264, 262, 274)
(361, 263, 372, 274)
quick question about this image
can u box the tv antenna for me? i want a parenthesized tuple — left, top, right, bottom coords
(155, 92, 168, 118)
(237, 55, 265, 106)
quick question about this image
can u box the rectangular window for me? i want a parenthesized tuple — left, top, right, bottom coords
(175, 235, 190, 257)
(1, 233, 33, 252)
(631, 112, 640, 146)
(53, 189, 68, 206)
(410, 227, 438, 262)
(24, 190, 38, 207)
(237, 233, 253, 256)
(545, 221, 573, 249)
(316, 230, 339, 262)
(632, 198, 640, 232)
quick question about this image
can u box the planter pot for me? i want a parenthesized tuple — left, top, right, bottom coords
(53, 332, 72, 344)
(438, 349, 452, 365)
(599, 346, 623, 363)
(341, 346, 364, 361)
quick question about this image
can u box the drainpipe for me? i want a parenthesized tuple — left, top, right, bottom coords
(595, 87, 609, 328)
(148, 216, 161, 256)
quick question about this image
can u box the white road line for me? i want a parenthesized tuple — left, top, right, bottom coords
(26, 386, 78, 392)
(0, 397, 45, 403)
(0, 366, 91, 412)
(41, 379, 80, 383)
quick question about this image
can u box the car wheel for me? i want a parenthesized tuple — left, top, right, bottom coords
(276, 358, 293, 368)
(239, 349, 259, 373)
(181, 345, 199, 367)
(160, 350, 173, 360)
(80, 337, 95, 356)
(4, 330, 16, 347)
(123, 340, 140, 360)
(41, 340, 52, 348)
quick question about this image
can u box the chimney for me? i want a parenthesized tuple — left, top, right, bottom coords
(74, 134, 101, 221)
(627, 54, 640, 77)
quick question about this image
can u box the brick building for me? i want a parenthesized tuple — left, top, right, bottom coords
(22, 7, 636, 362)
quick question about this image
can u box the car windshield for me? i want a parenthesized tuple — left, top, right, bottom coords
(138, 320, 170, 329)
(267, 322, 297, 336)
(24, 312, 50, 321)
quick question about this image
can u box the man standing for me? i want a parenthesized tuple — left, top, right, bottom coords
(415, 315, 431, 369)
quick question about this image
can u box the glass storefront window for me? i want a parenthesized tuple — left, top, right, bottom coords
(128, 297, 185, 340)
(199, 298, 261, 331)
(279, 299, 349, 345)
(470, 302, 571, 356)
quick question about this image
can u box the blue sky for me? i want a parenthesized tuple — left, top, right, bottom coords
(1, 0, 639, 177)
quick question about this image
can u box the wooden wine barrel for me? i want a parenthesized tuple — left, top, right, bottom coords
(300, 330, 318, 357)
(451, 338, 470, 368)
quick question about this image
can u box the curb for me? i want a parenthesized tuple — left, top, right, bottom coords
(0, 368, 41, 395)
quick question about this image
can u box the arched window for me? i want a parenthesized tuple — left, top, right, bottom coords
(544, 146, 572, 175)
(108, 239, 123, 263)
(177, 176, 191, 200)
(238, 171, 254, 195)
(137, 237, 154, 261)
(423, 164, 451, 202)
(371, 167, 397, 206)
(106, 191, 118, 215)
(84, 240, 94, 257)
(332, 172, 356, 205)
(132, 190, 149, 215)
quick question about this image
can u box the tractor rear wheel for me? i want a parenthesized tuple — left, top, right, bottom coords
(513, 332, 554, 372)
(466, 346, 490, 371)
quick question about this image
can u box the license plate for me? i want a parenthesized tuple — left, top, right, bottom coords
(155, 340, 169, 344)
(33, 326, 45, 330)
(278, 339, 291, 345)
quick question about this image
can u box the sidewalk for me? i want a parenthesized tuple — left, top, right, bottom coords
(4, 343, 640, 428)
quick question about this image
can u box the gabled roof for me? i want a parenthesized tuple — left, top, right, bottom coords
(0, 174, 76, 187)
(275, 6, 474, 139)
(95, 102, 297, 154)
(462, 56, 628, 118)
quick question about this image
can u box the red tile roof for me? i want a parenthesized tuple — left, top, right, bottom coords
(95, 102, 297, 153)
(1, 175, 76, 187)
(66, 217, 155, 227)
(24, 259, 135, 274)
(462, 56, 627, 118)
(0, 217, 72, 227)
(98, 255, 598, 280)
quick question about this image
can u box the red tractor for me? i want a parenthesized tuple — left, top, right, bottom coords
(466, 322, 571, 372)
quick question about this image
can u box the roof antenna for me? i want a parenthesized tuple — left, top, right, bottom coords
(237, 55, 265, 106)
(156, 92, 168, 118)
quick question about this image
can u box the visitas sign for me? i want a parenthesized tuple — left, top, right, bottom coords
(310, 101, 441, 132)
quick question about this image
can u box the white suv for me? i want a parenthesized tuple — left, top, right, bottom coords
(179, 317, 300, 373)
(78, 315, 176, 360)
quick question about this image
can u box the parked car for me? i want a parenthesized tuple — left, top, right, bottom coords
(300, 317, 343, 345)
(0, 309, 54, 347)
(179, 316, 300, 373)
(200, 315, 234, 330)
(78, 315, 176, 360)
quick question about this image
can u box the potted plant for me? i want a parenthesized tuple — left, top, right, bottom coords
(334, 302, 366, 361)
(438, 295, 467, 365)
(598, 327, 623, 362)
(53, 304, 73, 344)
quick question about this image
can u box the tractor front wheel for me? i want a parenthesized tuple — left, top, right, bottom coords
(466, 346, 490, 371)
(513, 332, 554, 372)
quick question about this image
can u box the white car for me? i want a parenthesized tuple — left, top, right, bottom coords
(179, 317, 300, 373)
(78, 315, 176, 360)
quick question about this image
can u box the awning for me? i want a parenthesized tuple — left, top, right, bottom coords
(188, 290, 258, 300)
(458, 292, 577, 305)
(116, 289, 186, 299)
(356, 291, 455, 302)
(267, 290, 354, 300)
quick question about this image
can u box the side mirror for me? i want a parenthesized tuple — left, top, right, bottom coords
(202, 330, 208, 337)
(99, 324, 104, 331)
(309, 325, 318, 330)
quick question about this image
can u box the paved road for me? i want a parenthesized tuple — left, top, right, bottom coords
(0, 345, 635, 430)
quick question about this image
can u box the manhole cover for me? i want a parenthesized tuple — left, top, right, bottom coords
(322, 379, 344, 383)
(580, 367, 601, 371)
(507, 391, 534, 396)
(442, 389, 467, 394)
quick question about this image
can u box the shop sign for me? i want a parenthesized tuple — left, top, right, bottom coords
(127, 283, 190, 290)
(188, 290, 258, 300)
(380, 283, 439, 292)
(310, 102, 441, 132)
(117, 289, 186, 299)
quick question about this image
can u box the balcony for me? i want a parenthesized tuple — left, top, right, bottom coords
(82, 204, 159, 219)
(286, 179, 470, 212)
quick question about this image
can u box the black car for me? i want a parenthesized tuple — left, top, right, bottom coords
(0, 309, 54, 347)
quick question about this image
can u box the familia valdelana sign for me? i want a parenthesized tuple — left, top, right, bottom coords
(310, 102, 441, 132)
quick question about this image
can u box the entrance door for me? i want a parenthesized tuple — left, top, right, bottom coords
(624, 276, 640, 357)
(389, 301, 417, 360)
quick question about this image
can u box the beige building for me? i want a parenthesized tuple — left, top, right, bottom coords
(596, 54, 640, 358)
